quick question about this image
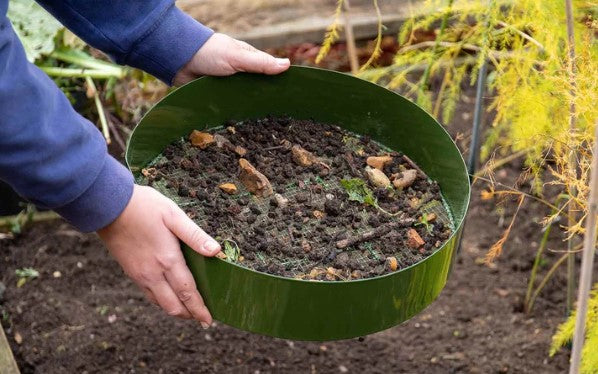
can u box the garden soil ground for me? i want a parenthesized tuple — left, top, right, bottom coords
(1, 90, 586, 372)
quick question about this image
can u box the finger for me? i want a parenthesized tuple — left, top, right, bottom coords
(165, 262, 212, 327)
(141, 287, 159, 305)
(149, 279, 193, 319)
(164, 203, 221, 256)
(231, 48, 290, 75)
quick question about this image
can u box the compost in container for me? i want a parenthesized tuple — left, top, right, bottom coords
(138, 116, 453, 280)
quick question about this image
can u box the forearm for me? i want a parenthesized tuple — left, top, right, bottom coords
(0, 16, 133, 232)
(35, 0, 213, 84)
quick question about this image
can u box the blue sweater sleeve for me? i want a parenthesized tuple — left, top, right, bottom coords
(0, 10, 133, 232)
(35, 0, 214, 84)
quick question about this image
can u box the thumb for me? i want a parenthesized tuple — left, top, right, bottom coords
(233, 49, 290, 75)
(164, 204, 221, 256)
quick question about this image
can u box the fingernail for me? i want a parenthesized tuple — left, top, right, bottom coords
(201, 322, 210, 330)
(203, 239, 220, 254)
(275, 58, 290, 66)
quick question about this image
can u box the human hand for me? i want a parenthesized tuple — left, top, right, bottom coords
(97, 185, 220, 328)
(173, 33, 290, 86)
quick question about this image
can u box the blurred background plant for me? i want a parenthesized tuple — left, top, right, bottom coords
(7, 0, 169, 150)
(317, 0, 597, 371)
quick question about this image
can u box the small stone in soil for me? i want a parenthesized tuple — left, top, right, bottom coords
(386, 256, 398, 271)
(393, 169, 418, 189)
(271, 193, 288, 208)
(366, 155, 393, 170)
(189, 130, 214, 149)
(218, 183, 238, 195)
(291, 145, 319, 167)
(406, 229, 425, 249)
(238, 158, 273, 197)
(365, 166, 391, 188)
(301, 240, 311, 252)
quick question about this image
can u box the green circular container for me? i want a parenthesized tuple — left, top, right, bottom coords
(126, 66, 470, 341)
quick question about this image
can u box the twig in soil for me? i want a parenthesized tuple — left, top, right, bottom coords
(263, 145, 286, 151)
(336, 219, 414, 249)
(343, 152, 361, 177)
(403, 155, 429, 180)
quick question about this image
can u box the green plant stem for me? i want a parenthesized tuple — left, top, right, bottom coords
(525, 220, 553, 313)
(527, 252, 569, 313)
(40, 66, 122, 79)
(525, 193, 569, 313)
(0, 211, 60, 228)
(50, 49, 124, 76)
(85, 77, 111, 144)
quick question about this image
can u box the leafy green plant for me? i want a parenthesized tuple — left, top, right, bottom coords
(0, 204, 60, 234)
(15, 267, 39, 288)
(415, 213, 434, 233)
(341, 178, 407, 217)
(550, 283, 598, 373)
(223, 240, 240, 262)
(340, 178, 377, 207)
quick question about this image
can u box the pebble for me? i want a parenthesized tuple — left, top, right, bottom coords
(272, 193, 289, 208)
(336, 252, 349, 267)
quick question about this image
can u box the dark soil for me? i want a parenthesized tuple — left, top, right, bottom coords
(0, 161, 575, 373)
(138, 117, 452, 280)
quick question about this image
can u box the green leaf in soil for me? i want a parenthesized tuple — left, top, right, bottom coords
(340, 178, 377, 207)
(223, 240, 240, 262)
(15, 267, 39, 288)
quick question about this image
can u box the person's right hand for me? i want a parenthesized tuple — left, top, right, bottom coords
(97, 185, 220, 328)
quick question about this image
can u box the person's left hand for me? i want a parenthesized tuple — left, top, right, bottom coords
(173, 33, 290, 86)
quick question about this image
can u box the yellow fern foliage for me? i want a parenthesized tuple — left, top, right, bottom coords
(358, 0, 383, 72)
(315, 0, 344, 64)
(550, 283, 598, 373)
(360, 0, 597, 159)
